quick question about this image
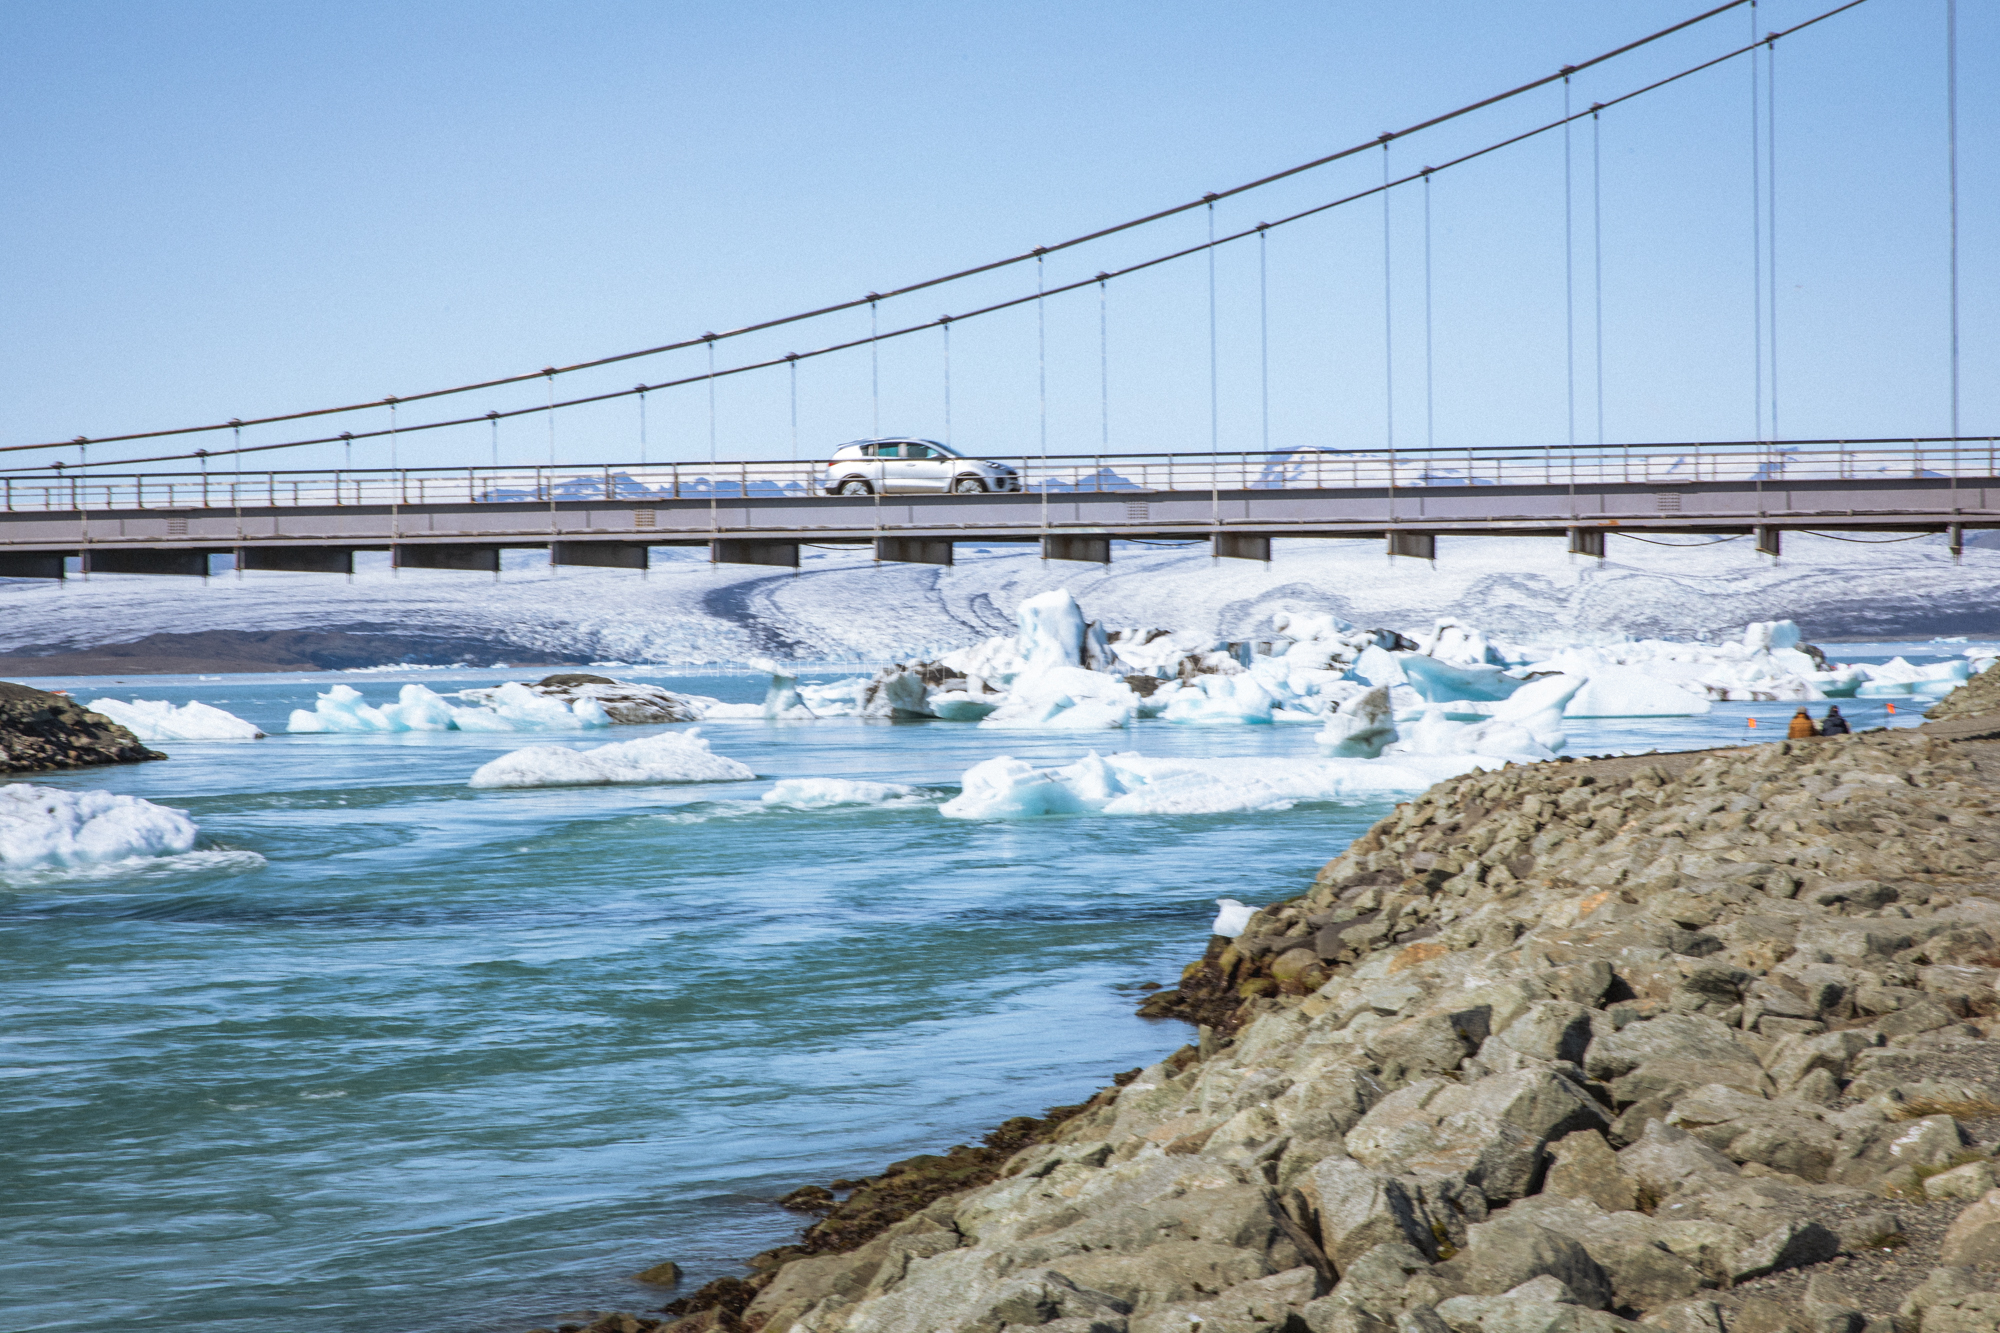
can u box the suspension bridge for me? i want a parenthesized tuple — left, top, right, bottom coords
(0, 0, 1982, 580)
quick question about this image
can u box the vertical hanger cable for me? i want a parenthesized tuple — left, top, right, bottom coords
(1564, 74, 1576, 450)
(1381, 141, 1394, 452)
(1098, 277, 1109, 452)
(1750, 0, 1763, 442)
(1424, 172, 1435, 452)
(1767, 34, 1779, 444)
(1259, 226, 1270, 454)
(1948, 0, 1961, 439)
(1593, 110, 1605, 447)
(1207, 199, 1219, 454)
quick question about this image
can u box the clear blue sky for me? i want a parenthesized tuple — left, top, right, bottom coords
(0, 0, 1988, 473)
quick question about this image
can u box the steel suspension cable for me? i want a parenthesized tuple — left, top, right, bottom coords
(1098, 277, 1109, 452)
(16, 0, 1873, 477)
(8, 1, 1762, 457)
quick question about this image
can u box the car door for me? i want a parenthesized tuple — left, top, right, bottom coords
(901, 443, 952, 492)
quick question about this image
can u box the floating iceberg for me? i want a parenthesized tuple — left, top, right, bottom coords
(1399, 655, 1523, 703)
(459, 675, 697, 724)
(760, 778, 926, 809)
(288, 683, 611, 733)
(938, 749, 1504, 819)
(466, 730, 756, 788)
(978, 666, 1137, 730)
(1388, 675, 1582, 761)
(85, 698, 264, 741)
(0, 784, 200, 868)
(1560, 667, 1713, 718)
(1160, 672, 1277, 725)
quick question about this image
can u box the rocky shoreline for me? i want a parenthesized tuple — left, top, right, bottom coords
(0, 681, 162, 773)
(539, 670, 2000, 1333)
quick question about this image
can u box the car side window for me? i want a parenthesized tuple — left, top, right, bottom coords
(876, 443, 902, 459)
(907, 445, 933, 460)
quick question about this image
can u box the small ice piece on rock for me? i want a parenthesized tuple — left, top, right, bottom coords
(85, 698, 264, 741)
(0, 783, 200, 867)
(1212, 898, 1255, 938)
(467, 729, 756, 788)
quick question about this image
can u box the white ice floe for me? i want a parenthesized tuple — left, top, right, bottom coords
(84, 698, 265, 741)
(287, 683, 611, 733)
(760, 778, 927, 809)
(0, 784, 201, 868)
(467, 729, 756, 788)
(1558, 666, 1713, 718)
(1211, 898, 1256, 938)
(938, 749, 1505, 820)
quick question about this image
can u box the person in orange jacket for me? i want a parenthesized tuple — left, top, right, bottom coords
(1787, 707, 1819, 738)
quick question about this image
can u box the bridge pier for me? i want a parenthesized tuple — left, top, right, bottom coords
(1567, 527, 1606, 558)
(1387, 531, 1435, 560)
(1212, 533, 1270, 562)
(1756, 526, 1782, 557)
(83, 548, 213, 576)
(393, 544, 501, 572)
(0, 552, 66, 579)
(711, 539, 799, 568)
(552, 541, 649, 570)
(1042, 534, 1110, 564)
(239, 545, 357, 575)
(874, 536, 954, 566)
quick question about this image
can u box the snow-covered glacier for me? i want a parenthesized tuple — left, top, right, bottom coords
(5, 532, 2000, 669)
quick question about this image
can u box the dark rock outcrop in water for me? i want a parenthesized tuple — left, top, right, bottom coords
(552, 718, 2000, 1333)
(0, 681, 164, 772)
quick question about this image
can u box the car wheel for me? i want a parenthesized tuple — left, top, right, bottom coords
(952, 476, 987, 494)
(837, 478, 873, 496)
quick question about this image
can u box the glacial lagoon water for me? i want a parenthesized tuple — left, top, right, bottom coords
(0, 666, 1940, 1333)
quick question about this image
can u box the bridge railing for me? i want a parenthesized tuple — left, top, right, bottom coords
(2, 439, 1996, 513)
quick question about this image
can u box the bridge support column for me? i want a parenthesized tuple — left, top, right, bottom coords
(1212, 533, 1271, 562)
(1949, 523, 1964, 561)
(83, 548, 212, 576)
(0, 552, 67, 579)
(874, 536, 953, 566)
(1042, 534, 1110, 564)
(1567, 527, 1605, 558)
(1387, 531, 1435, 560)
(1755, 526, 1782, 557)
(553, 541, 649, 570)
(711, 539, 799, 568)
(394, 544, 501, 572)
(239, 546, 355, 574)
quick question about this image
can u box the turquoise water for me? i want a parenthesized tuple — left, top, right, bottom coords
(0, 669, 1931, 1333)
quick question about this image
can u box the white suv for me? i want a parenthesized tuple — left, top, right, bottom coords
(822, 439, 1021, 495)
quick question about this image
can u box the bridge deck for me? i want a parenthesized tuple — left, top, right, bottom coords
(2, 448, 1995, 574)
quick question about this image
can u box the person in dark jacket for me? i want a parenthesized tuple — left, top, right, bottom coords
(1820, 705, 1851, 735)
(1788, 708, 1818, 738)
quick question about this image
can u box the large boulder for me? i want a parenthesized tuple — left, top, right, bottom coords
(0, 681, 163, 772)
(1433, 1216, 1616, 1311)
(1941, 1188, 2000, 1271)
(1344, 1069, 1607, 1204)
